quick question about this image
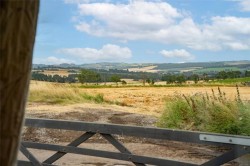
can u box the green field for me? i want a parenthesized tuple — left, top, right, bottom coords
(209, 77, 250, 85)
(194, 67, 240, 73)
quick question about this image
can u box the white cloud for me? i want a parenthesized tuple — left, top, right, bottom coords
(238, 0, 250, 12)
(46, 56, 75, 64)
(160, 49, 194, 60)
(64, 0, 91, 4)
(64, 0, 111, 4)
(33, 56, 75, 64)
(72, 1, 250, 51)
(76, 1, 182, 39)
(57, 44, 132, 62)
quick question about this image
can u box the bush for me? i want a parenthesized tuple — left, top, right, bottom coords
(157, 87, 250, 136)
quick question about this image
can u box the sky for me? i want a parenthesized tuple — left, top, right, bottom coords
(33, 0, 250, 64)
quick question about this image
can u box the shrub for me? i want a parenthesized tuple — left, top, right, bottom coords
(121, 80, 127, 85)
(157, 87, 250, 136)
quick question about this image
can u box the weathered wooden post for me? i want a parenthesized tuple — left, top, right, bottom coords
(0, 0, 39, 165)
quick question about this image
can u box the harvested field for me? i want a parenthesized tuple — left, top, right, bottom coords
(41, 69, 72, 76)
(81, 86, 250, 116)
(128, 65, 159, 73)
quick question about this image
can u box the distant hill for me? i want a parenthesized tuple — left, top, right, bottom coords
(33, 60, 250, 74)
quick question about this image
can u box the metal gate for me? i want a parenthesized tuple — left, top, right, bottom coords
(18, 118, 250, 166)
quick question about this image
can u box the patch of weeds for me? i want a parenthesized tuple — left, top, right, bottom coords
(81, 93, 105, 103)
(157, 86, 250, 136)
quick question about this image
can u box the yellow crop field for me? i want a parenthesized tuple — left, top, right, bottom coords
(28, 81, 250, 116)
(82, 86, 250, 115)
(41, 69, 71, 76)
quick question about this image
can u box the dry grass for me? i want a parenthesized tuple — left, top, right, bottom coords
(128, 65, 159, 73)
(74, 86, 250, 116)
(41, 69, 71, 76)
(28, 81, 104, 104)
(29, 81, 81, 104)
(29, 81, 250, 116)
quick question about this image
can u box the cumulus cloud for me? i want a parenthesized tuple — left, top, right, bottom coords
(160, 49, 194, 60)
(33, 56, 75, 64)
(46, 56, 75, 64)
(64, 0, 111, 4)
(64, 0, 91, 4)
(72, 1, 250, 51)
(57, 44, 132, 62)
(238, 0, 250, 12)
(76, 1, 182, 39)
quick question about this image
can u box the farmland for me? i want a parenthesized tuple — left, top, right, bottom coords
(31, 61, 250, 87)
(28, 81, 250, 117)
(21, 80, 250, 165)
(24, 61, 250, 165)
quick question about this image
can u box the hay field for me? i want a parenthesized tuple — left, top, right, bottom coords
(41, 69, 72, 76)
(28, 81, 250, 116)
(128, 65, 159, 73)
(62, 85, 249, 116)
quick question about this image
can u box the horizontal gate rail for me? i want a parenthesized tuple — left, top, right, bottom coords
(18, 161, 55, 166)
(24, 118, 250, 146)
(18, 118, 250, 166)
(22, 141, 196, 166)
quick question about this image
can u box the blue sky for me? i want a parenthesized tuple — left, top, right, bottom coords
(33, 0, 250, 64)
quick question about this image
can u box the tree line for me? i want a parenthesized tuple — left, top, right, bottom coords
(31, 70, 123, 84)
(162, 71, 249, 84)
(31, 69, 250, 84)
(31, 72, 77, 83)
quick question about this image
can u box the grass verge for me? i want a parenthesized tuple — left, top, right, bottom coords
(157, 86, 250, 136)
(28, 82, 120, 105)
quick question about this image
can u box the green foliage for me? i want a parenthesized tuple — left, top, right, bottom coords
(245, 70, 250, 77)
(32, 72, 77, 83)
(157, 87, 250, 136)
(210, 77, 250, 85)
(146, 78, 151, 84)
(203, 73, 209, 82)
(162, 74, 176, 84)
(121, 80, 127, 85)
(194, 67, 240, 73)
(78, 69, 101, 84)
(176, 75, 186, 84)
(146, 78, 155, 85)
(162, 74, 186, 84)
(190, 74, 199, 84)
(216, 71, 241, 79)
(110, 75, 121, 84)
(81, 93, 104, 103)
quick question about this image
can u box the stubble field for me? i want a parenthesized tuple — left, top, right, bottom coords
(81, 86, 250, 116)
(28, 81, 250, 116)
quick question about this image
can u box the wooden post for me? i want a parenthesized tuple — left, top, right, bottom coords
(0, 0, 39, 165)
